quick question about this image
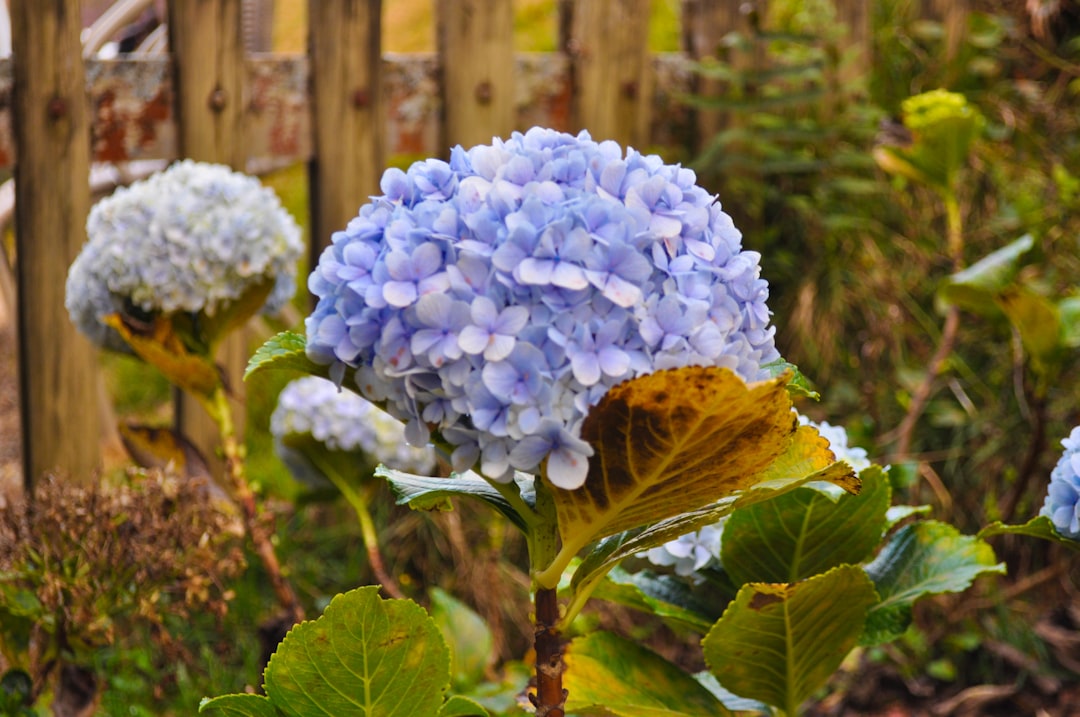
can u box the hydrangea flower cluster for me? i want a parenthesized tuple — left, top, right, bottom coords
(66, 160, 303, 350)
(1040, 426, 1080, 540)
(642, 416, 871, 576)
(305, 128, 779, 489)
(271, 376, 436, 482)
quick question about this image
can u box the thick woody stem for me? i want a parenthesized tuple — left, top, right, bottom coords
(532, 587, 567, 717)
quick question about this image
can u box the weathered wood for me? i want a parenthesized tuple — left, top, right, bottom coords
(307, 0, 384, 261)
(565, 0, 652, 148)
(167, 0, 247, 478)
(681, 0, 766, 151)
(0, 52, 646, 169)
(436, 0, 515, 151)
(11, 0, 101, 487)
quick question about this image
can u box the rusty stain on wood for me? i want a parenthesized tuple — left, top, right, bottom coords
(246, 55, 310, 159)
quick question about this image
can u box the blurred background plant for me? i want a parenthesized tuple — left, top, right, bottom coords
(682, 0, 1080, 712)
(0, 469, 244, 715)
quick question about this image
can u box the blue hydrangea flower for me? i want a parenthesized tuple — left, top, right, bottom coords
(306, 128, 779, 489)
(1041, 427, 1080, 539)
(66, 160, 303, 351)
(271, 376, 436, 484)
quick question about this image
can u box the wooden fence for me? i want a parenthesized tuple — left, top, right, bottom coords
(6, 0, 966, 489)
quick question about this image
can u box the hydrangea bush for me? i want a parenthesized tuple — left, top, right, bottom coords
(271, 375, 436, 481)
(66, 160, 303, 351)
(224, 128, 1015, 717)
(305, 127, 779, 488)
(1041, 426, 1080, 539)
(63, 160, 308, 628)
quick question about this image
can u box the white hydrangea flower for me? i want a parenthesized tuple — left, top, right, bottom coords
(642, 522, 725, 580)
(271, 376, 436, 482)
(66, 160, 303, 351)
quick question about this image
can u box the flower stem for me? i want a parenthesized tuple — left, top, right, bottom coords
(891, 191, 965, 467)
(524, 475, 568, 714)
(532, 587, 567, 717)
(209, 386, 304, 624)
(322, 466, 406, 599)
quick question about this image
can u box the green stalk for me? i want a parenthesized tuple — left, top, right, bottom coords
(944, 193, 964, 271)
(208, 386, 304, 624)
(528, 476, 562, 588)
(892, 189, 965, 464)
(310, 452, 406, 600)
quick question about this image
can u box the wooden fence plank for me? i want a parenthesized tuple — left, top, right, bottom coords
(167, 0, 248, 478)
(11, 0, 101, 486)
(436, 0, 515, 151)
(307, 0, 383, 261)
(565, 0, 652, 148)
(681, 0, 765, 152)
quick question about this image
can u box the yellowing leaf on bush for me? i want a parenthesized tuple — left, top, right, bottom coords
(104, 313, 220, 402)
(118, 422, 212, 479)
(564, 631, 731, 717)
(548, 367, 855, 568)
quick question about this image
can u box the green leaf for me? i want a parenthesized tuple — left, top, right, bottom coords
(183, 277, 275, 352)
(876, 89, 984, 193)
(722, 466, 891, 584)
(564, 631, 731, 717)
(978, 515, 1080, 551)
(246, 331, 322, 381)
(1059, 296, 1080, 347)
(692, 672, 771, 714)
(862, 522, 1005, 646)
(546, 368, 858, 584)
(439, 696, 490, 717)
(199, 694, 280, 717)
(884, 504, 932, 530)
(263, 586, 450, 716)
(0, 669, 32, 714)
(763, 360, 820, 400)
(937, 234, 1035, 315)
(702, 565, 878, 715)
(429, 588, 494, 691)
(590, 567, 717, 633)
(996, 286, 1062, 367)
(379, 468, 534, 533)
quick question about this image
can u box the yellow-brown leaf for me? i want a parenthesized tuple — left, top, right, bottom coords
(551, 367, 799, 552)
